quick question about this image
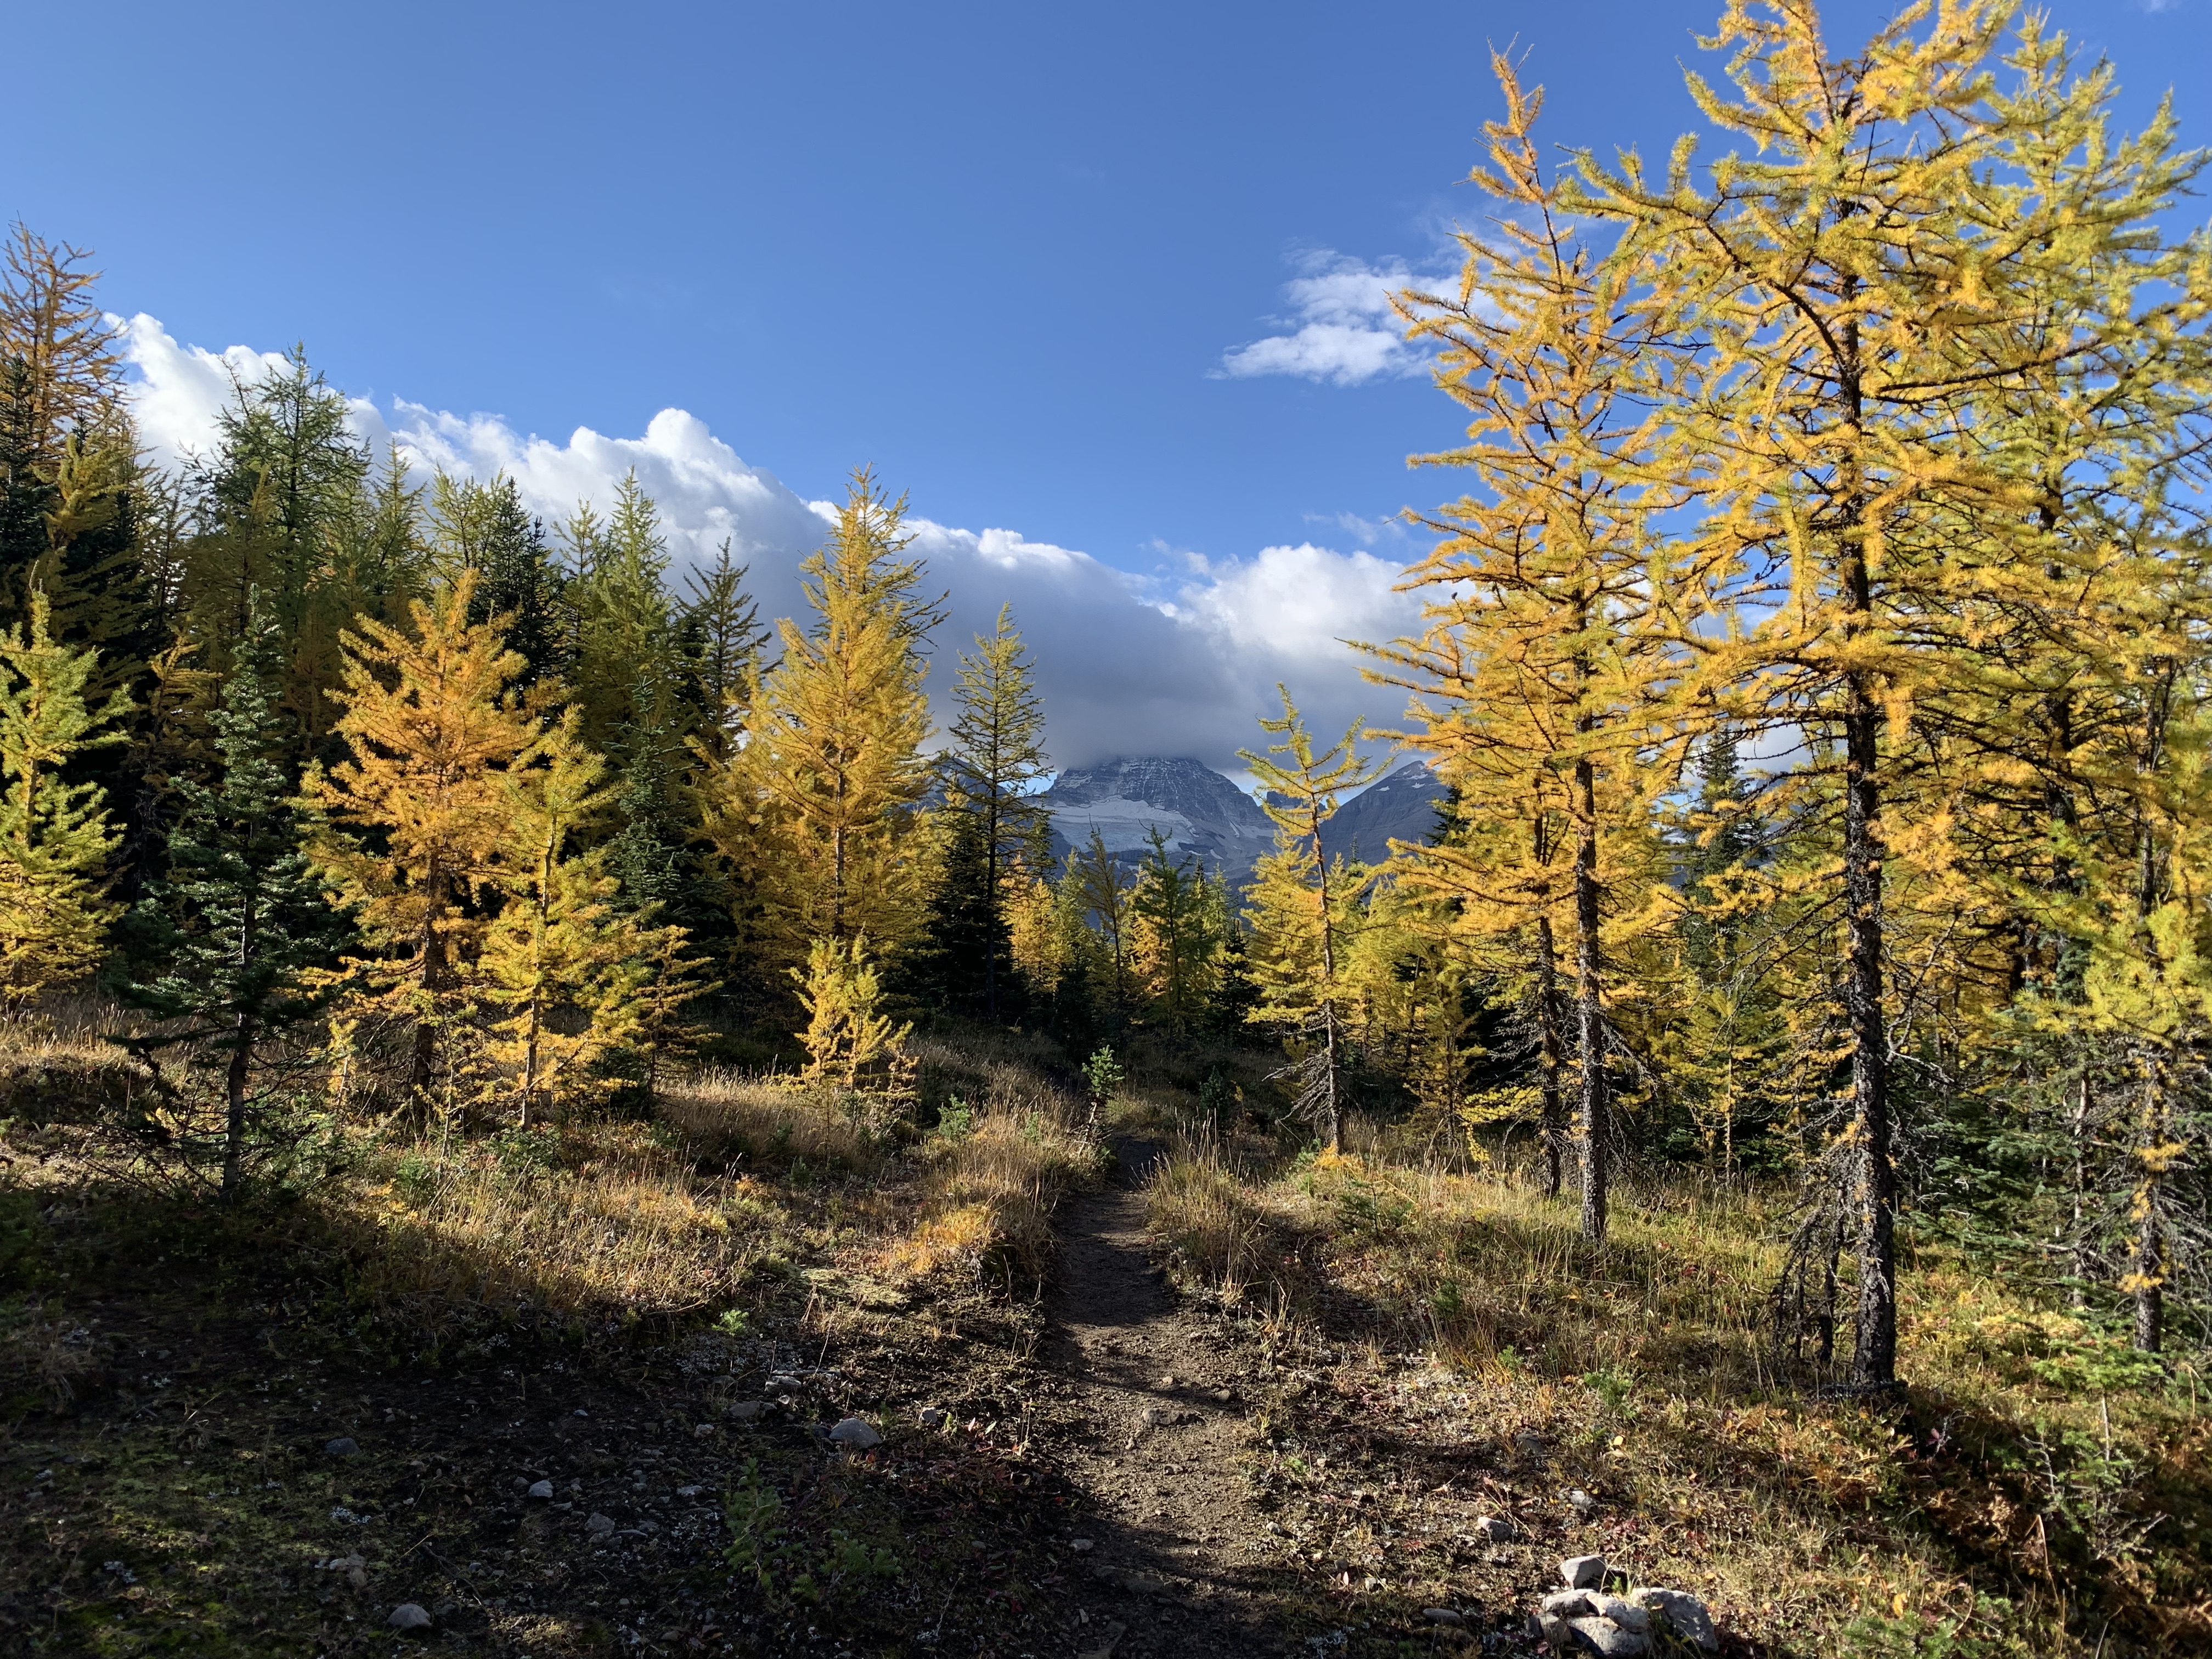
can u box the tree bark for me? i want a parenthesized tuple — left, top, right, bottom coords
(1573, 757, 1607, 1243)
(1843, 665, 1897, 1389)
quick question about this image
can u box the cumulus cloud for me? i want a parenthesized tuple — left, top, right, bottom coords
(121, 314, 1424, 775)
(1217, 249, 1439, 386)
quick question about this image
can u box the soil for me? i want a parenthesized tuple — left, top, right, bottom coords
(1, 1145, 1537, 1658)
(1032, 1138, 1299, 1657)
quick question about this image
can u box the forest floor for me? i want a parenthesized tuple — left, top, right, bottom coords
(3, 1027, 2209, 1658)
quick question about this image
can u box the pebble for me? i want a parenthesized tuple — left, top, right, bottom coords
(1473, 1514, 1516, 1542)
(1210, 1388, 1233, 1403)
(726, 1400, 766, 1422)
(1069, 1537, 1094, 1552)
(527, 1480, 555, 1500)
(325, 1437, 360, 1458)
(1568, 1487, 1597, 1514)
(388, 1603, 433, 1630)
(1562, 1554, 1607, 1589)
(1421, 1607, 1464, 1625)
(585, 1513, 616, 1538)
(830, 1416, 882, 1449)
(918, 1406, 947, 1429)
(692, 1422, 715, 1438)
(1157, 1374, 1177, 1388)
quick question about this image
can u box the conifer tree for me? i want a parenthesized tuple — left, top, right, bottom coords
(1572, 0, 2212, 1383)
(706, 470, 938, 964)
(1068, 830, 1137, 1017)
(1368, 52, 1689, 1234)
(476, 708, 628, 1125)
(432, 472, 565, 686)
(1131, 828, 1216, 1034)
(1240, 690, 1385, 1153)
(304, 572, 537, 1106)
(0, 590, 129, 1012)
(925, 604, 1049, 1019)
(678, 540, 768, 765)
(119, 594, 347, 1198)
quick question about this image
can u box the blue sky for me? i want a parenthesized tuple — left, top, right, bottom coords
(15, 0, 2212, 769)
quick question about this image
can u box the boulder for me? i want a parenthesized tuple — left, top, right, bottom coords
(1566, 1616, 1649, 1657)
(1590, 1593, 1650, 1634)
(1630, 1588, 1719, 1653)
(1562, 1553, 1607, 1589)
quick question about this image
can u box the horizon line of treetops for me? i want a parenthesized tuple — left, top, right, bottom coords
(4, 1, 2212, 1389)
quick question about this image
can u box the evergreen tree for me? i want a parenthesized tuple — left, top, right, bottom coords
(923, 604, 1050, 1019)
(432, 472, 565, 686)
(1240, 690, 1385, 1153)
(0, 590, 130, 1013)
(677, 539, 768, 765)
(118, 594, 347, 1199)
(1131, 828, 1216, 1034)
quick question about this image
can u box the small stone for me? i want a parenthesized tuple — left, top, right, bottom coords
(1474, 1513, 1516, 1542)
(1421, 1607, 1464, 1625)
(585, 1513, 616, 1537)
(1562, 1554, 1607, 1589)
(1566, 1616, 1649, 1657)
(325, 1437, 360, 1458)
(1567, 1487, 1598, 1515)
(511, 1476, 527, 1493)
(1140, 1405, 1169, 1426)
(1543, 1590, 1598, 1618)
(829, 1416, 882, 1449)
(918, 1406, 947, 1429)
(347, 1566, 368, 1589)
(1156, 1374, 1177, 1388)
(388, 1602, 433, 1630)
(726, 1400, 766, 1422)
(1592, 1594, 1650, 1634)
(1069, 1537, 1094, 1552)
(527, 1480, 555, 1500)
(1211, 1388, 1233, 1403)
(692, 1422, 715, 1438)
(1630, 1588, 1719, 1653)
(676, 1485, 701, 1498)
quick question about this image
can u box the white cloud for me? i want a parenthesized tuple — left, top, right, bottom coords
(121, 315, 1425, 774)
(1218, 249, 1437, 386)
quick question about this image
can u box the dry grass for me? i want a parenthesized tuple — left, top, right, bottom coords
(338, 1121, 772, 1334)
(879, 1054, 1100, 1289)
(657, 1069, 885, 1171)
(1150, 1144, 2212, 1656)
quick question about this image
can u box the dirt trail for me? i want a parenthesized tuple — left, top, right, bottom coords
(1041, 1138, 1297, 1658)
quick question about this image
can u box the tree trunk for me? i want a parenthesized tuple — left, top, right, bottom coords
(1843, 667, 1897, 1389)
(222, 1009, 255, 1204)
(2132, 1050, 2168, 1355)
(409, 860, 450, 1108)
(1573, 758, 1607, 1243)
(1534, 915, 1567, 1199)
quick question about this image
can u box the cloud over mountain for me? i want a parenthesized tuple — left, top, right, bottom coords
(120, 313, 1423, 775)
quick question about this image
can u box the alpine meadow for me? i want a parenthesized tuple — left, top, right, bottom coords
(8, 3, 2212, 1657)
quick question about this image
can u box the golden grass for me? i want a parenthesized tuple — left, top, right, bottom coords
(1150, 1144, 2212, 1656)
(879, 1070, 1100, 1289)
(342, 1121, 770, 1331)
(657, 1069, 883, 1171)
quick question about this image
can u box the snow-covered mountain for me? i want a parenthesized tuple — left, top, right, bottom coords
(1040, 757, 1276, 882)
(1038, 754, 1450, 884)
(1320, 758, 1449, 863)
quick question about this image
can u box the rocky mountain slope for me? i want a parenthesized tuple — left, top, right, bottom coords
(1318, 757, 1448, 864)
(1040, 755, 1447, 884)
(1040, 757, 1276, 881)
